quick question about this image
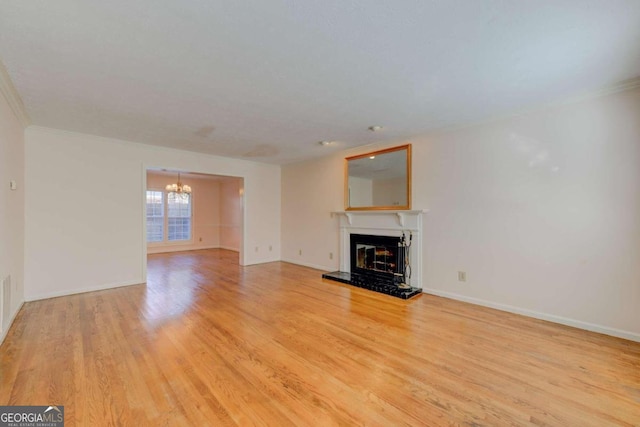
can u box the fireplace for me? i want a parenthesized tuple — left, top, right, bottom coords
(323, 228, 422, 299)
(322, 210, 425, 299)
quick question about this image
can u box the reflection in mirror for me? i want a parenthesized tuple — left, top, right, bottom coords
(345, 144, 411, 210)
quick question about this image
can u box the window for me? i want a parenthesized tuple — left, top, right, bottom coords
(168, 192, 192, 241)
(146, 190, 192, 243)
(146, 191, 164, 242)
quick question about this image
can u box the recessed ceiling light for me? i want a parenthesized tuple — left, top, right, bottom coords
(369, 156, 376, 159)
(318, 140, 335, 146)
(368, 125, 384, 132)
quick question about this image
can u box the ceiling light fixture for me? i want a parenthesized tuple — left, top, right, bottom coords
(368, 125, 384, 132)
(318, 140, 335, 146)
(166, 172, 192, 195)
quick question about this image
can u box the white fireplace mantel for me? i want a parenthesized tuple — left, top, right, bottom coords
(331, 210, 427, 288)
(332, 210, 428, 228)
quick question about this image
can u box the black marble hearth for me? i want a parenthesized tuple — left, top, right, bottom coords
(322, 271, 422, 299)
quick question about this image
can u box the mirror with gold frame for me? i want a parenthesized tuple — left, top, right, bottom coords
(345, 144, 411, 211)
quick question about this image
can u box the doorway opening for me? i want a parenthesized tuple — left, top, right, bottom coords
(144, 168, 244, 276)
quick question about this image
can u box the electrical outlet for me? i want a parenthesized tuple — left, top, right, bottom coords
(299, 249, 302, 256)
(255, 246, 259, 252)
(329, 252, 333, 260)
(269, 245, 272, 252)
(458, 271, 467, 282)
(199, 237, 202, 242)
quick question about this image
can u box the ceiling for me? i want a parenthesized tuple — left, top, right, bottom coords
(1, 1, 639, 165)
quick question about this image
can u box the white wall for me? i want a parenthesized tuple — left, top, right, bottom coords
(220, 178, 243, 252)
(147, 171, 222, 253)
(282, 86, 640, 341)
(25, 127, 281, 301)
(0, 78, 25, 340)
(282, 154, 344, 270)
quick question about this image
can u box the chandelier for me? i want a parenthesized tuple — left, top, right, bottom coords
(165, 172, 192, 194)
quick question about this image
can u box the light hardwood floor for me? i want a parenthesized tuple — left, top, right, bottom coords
(1, 249, 639, 426)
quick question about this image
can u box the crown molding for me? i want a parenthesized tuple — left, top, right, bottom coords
(558, 76, 640, 105)
(596, 76, 640, 96)
(423, 76, 640, 138)
(0, 59, 30, 128)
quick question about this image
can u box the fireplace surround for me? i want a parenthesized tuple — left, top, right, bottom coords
(322, 210, 426, 299)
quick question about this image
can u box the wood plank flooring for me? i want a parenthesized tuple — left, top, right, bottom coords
(1, 249, 639, 426)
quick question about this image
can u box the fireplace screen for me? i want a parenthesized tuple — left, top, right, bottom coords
(356, 244, 397, 273)
(350, 234, 402, 279)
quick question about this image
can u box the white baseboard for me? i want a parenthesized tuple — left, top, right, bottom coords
(281, 258, 331, 272)
(26, 280, 143, 302)
(243, 257, 282, 266)
(423, 288, 640, 343)
(0, 301, 24, 345)
(147, 244, 221, 254)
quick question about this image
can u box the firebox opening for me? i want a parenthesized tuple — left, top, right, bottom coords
(350, 234, 402, 281)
